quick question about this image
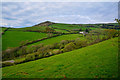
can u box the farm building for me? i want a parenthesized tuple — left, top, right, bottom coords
(79, 31, 88, 36)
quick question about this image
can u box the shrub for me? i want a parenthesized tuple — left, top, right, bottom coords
(26, 45, 37, 54)
(63, 42, 77, 52)
(37, 45, 52, 53)
(104, 29, 118, 38)
(20, 40, 29, 46)
(17, 46, 27, 56)
(60, 40, 69, 45)
(35, 43, 44, 49)
(59, 44, 64, 49)
(74, 38, 88, 48)
(14, 59, 25, 64)
(2, 47, 18, 60)
(2, 62, 14, 67)
(53, 43, 60, 49)
(74, 38, 82, 48)
(25, 54, 35, 61)
(47, 33, 53, 37)
(52, 49, 61, 55)
(34, 52, 44, 59)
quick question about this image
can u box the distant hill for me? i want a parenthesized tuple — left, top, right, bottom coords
(34, 21, 55, 27)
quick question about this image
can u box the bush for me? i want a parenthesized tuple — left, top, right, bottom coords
(20, 40, 29, 46)
(53, 43, 60, 49)
(63, 42, 77, 52)
(27, 45, 38, 54)
(74, 38, 88, 48)
(104, 29, 118, 38)
(52, 49, 61, 55)
(37, 45, 52, 53)
(2, 62, 14, 67)
(25, 54, 35, 61)
(34, 52, 44, 59)
(14, 59, 25, 64)
(60, 40, 69, 45)
(2, 47, 18, 60)
(74, 38, 82, 48)
(47, 33, 53, 37)
(17, 46, 27, 56)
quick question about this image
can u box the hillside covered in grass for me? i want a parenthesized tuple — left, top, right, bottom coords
(2, 31, 48, 50)
(2, 37, 118, 78)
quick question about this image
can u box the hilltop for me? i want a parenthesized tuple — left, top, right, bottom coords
(34, 21, 55, 27)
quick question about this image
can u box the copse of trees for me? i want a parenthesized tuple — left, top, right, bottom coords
(104, 29, 118, 38)
(25, 54, 35, 61)
(45, 27, 55, 33)
(63, 42, 76, 52)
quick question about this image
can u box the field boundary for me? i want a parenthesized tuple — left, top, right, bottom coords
(3, 33, 79, 52)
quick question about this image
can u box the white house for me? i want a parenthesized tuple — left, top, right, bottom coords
(79, 31, 88, 36)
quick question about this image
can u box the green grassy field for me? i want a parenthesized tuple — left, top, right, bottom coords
(2, 31, 48, 50)
(50, 23, 87, 30)
(8, 26, 46, 32)
(2, 37, 118, 78)
(28, 34, 84, 47)
(54, 29, 69, 33)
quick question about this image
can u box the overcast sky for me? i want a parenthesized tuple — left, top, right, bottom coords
(1, 2, 118, 28)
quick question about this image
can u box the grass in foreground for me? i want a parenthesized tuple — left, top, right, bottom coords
(2, 37, 118, 78)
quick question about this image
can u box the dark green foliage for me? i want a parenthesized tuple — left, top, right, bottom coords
(34, 52, 44, 59)
(27, 45, 38, 54)
(25, 54, 35, 61)
(47, 33, 53, 37)
(20, 40, 29, 46)
(26, 44, 44, 54)
(60, 40, 69, 45)
(74, 38, 88, 48)
(2, 47, 17, 61)
(85, 28, 89, 33)
(59, 40, 69, 49)
(63, 42, 76, 52)
(53, 43, 60, 49)
(17, 46, 27, 56)
(52, 49, 61, 55)
(104, 29, 118, 38)
(46, 27, 55, 33)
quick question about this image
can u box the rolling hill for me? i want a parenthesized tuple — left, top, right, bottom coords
(2, 37, 118, 78)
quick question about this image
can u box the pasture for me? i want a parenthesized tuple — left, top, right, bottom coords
(2, 37, 118, 78)
(28, 34, 84, 47)
(2, 31, 48, 50)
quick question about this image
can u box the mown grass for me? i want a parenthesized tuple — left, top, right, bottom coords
(2, 31, 48, 50)
(2, 37, 118, 78)
(28, 34, 84, 47)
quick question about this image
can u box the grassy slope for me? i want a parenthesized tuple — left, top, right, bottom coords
(28, 34, 84, 47)
(2, 37, 118, 78)
(8, 26, 46, 31)
(54, 29, 69, 33)
(2, 31, 48, 50)
(50, 23, 87, 30)
(50, 23, 98, 30)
